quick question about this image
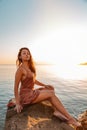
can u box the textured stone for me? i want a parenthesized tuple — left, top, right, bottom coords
(4, 100, 74, 130)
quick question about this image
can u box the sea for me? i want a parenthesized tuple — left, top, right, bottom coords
(0, 64, 87, 130)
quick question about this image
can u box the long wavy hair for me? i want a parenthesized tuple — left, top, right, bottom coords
(16, 47, 36, 76)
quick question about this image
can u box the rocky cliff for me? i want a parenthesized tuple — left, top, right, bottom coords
(4, 100, 74, 130)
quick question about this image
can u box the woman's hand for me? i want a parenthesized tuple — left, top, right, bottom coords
(14, 104, 23, 113)
(44, 85, 54, 90)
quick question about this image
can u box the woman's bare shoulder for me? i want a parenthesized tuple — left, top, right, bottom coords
(15, 66, 23, 75)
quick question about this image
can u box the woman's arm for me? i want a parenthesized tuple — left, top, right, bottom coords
(35, 79, 54, 90)
(35, 79, 46, 87)
(14, 68, 23, 113)
(14, 68, 22, 104)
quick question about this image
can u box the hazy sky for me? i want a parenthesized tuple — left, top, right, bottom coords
(0, 0, 87, 64)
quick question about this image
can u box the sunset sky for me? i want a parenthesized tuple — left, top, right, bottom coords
(0, 0, 87, 65)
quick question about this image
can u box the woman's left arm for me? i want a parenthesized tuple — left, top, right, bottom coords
(35, 79, 54, 90)
(35, 79, 46, 87)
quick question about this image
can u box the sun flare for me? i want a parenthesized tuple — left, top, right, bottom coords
(29, 27, 87, 66)
(28, 27, 87, 80)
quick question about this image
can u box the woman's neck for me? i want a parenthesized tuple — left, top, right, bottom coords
(22, 62, 30, 69)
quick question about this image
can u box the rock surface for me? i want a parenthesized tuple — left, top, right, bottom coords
(77, 110, 87, 130)
(4, 100, 74, 130)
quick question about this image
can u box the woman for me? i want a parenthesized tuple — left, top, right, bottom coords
(13, 47, 81, 128)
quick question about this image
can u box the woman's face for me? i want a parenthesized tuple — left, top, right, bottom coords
(20, 49, 30, 61)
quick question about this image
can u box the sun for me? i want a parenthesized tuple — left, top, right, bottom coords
(28, 26, 87, 67)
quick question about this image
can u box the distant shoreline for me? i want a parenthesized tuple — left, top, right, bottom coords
(0, 63, 54, 66)
(0, 62, 87, 66)
(79, 62, 87, 65)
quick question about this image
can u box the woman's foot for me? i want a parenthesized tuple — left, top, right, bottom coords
(53, 111, 82, 128)
(67, 117, 82, 128)
(53, 111, 68, 122)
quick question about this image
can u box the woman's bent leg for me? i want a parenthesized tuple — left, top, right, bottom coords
(32, 89, 81, 127)
(33, 90, 71, 119)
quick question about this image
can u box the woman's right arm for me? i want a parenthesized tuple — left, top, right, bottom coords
(14, 68, 23, 113)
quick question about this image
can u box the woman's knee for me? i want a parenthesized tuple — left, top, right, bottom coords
(44, 89, 55, 95)
(48, 90, 55, 97)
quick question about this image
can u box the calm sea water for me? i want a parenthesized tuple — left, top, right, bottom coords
(0, 64, 87, 130)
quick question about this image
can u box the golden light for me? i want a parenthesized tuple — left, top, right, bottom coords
(29, 26, 87, 79)
(30, 26, 87, 65)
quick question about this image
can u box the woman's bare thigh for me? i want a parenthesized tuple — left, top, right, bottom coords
(32, 89, 55, 103)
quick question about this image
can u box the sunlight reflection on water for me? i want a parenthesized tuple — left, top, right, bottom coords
(47, 64, 87, 80)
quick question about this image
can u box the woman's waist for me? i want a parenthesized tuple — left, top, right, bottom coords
(20, 88, 34, 94)
(20, 85, 34, 91)
(21, 81, 34, 87)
